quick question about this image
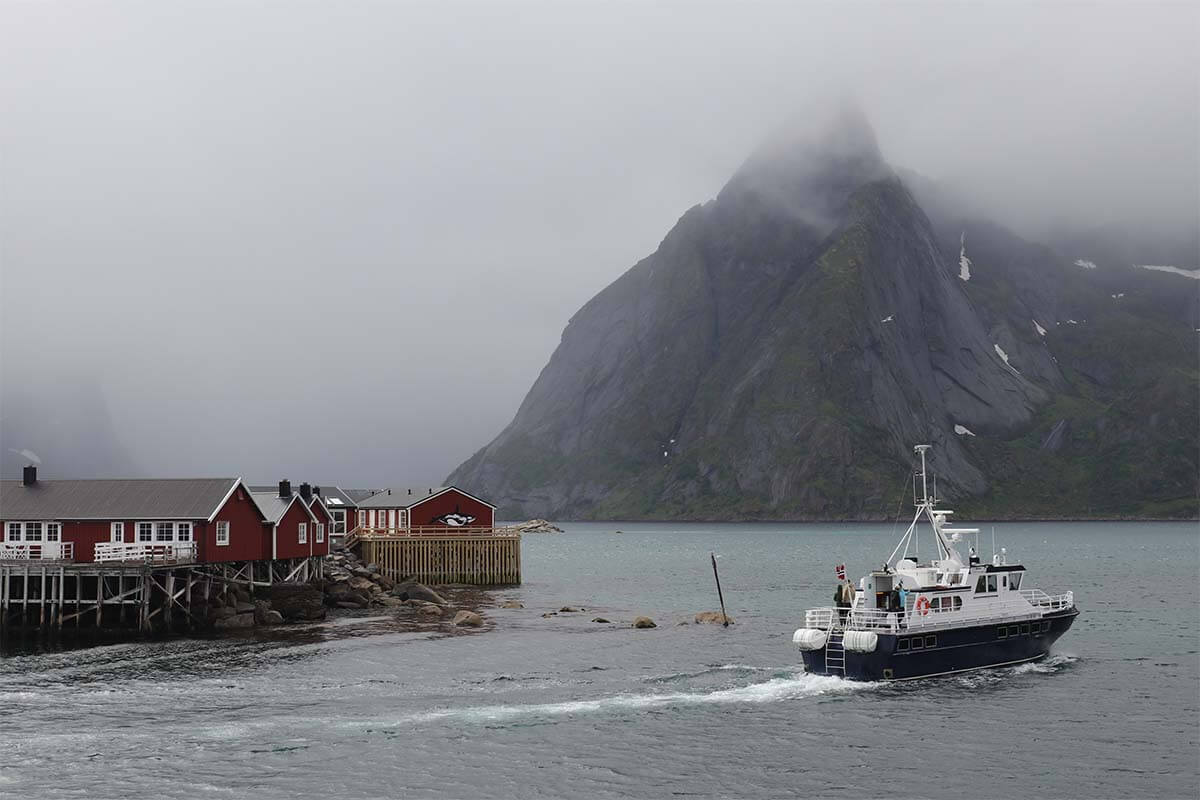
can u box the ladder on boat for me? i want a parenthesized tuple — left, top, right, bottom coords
(825, 629, 846, 676)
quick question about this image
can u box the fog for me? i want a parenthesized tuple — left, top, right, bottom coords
(1, 1, 1196, 486)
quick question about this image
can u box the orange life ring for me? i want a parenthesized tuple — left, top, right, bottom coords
(916, 596, 931, 616)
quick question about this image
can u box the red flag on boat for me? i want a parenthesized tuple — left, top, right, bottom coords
(836, 563, 846, 581)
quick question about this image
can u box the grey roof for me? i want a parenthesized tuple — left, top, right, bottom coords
(315, 486, 355, 507)
(0, 478, 246, 521)
(249, 491, 315, 524)
(341, 488, 382, 503)
(357, 486, 494, 509)
(358, 487, 448, 508)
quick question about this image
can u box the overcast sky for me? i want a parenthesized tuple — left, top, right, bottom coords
(1, 1, 1196, 486)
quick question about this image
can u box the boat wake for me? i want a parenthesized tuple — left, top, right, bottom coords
(369, 672, 872, 727)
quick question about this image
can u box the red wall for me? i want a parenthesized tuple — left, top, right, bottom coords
(274, 500, 316, 560)
(308, 499, 332, 556)
(204, 485, 271, 562)
(409, 489, 495, 528)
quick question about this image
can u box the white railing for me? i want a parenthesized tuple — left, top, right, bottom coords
(93, 541, 197, 564)
(0, 541, 74, 561)
(1020, 588, 1074, 611)
(801, 589, 1075, 636)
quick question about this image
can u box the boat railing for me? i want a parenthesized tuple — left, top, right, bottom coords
(1019, 588, 1074, 611)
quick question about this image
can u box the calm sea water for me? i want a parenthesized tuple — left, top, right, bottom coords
(1, 522, 1197, 799)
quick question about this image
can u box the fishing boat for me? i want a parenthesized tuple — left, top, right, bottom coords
(794, 444, 1078, 681)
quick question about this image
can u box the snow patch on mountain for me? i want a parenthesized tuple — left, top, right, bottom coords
(1135, 264, 1200, 280)
(958, 232, 972, 281)
(954, 424, 976, 437)
(993, 344, 1020, 374)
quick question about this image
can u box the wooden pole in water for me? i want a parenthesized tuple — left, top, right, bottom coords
(710, 552, 729, 628)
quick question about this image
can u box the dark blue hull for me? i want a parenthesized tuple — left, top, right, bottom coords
(801, 608, 1079, 681)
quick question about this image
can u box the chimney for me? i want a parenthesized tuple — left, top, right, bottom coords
(387, 489, 392, 496)
(279, 479, 292, 498)
(407, 488, 412, 495)
(314, 486, 321, 496)
(299, 482, 312, 501)
(22, 465, 37, 486)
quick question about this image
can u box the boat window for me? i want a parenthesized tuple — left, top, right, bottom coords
(1020, 624, 1030, 636)
(986, 576, 999, 593)
(1031, 622, 1042, 635)
(975, 576, 987, 593)
(1044, 621, 1051, 632)
(1001, 575, 1007, 588)
(911, 638, 924, 650)
(898, 638, 909, 652)
(924, 635, 936, 649)
(953, 596, 963, 610)
(1010, 573, 1023, 591)
(1009, 625, 1020, 637)
(997, 627, 1007, 639)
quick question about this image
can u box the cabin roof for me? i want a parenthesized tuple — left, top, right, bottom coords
(248, 491, 317, 525)
(0, 478, 250, 521)
(357, 486, 496, 510)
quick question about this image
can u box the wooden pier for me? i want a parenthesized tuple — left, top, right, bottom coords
(0, 556, 323, 637)
(349, 527, 521, 585)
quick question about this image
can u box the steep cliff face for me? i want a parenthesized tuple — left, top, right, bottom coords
(451, 113, 1198, 520)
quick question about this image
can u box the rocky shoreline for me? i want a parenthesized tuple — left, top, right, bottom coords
(205, 546, 492, 632)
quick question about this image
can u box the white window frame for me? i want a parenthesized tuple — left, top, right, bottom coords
(316, 523, 325, 543)
(298, 523, 307, 544)
(138, 522, 153, 542)
(176, 522, 192, 542)
(216, 520, 230, 546)
(332, 509, 345, 533)
(376, 510, 388, 529)
(3, 521, 62, 542)
(111, 522, 125, 543)
(398, 509, 408, 529)
(155, 521, 174, 543)
(358, 510, 366, 528)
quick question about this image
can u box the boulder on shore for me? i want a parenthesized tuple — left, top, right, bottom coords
(500, 600, 524, 609)
(694, 611, 734, 625)
(453, 610, 483, 627)
(632, 616, 656, 629)
(270, 583, 327, 621)
(392, 581, 447, 606)
(592, 617, 611, 624)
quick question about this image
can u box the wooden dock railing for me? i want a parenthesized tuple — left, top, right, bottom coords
(349, 527, 521, 585)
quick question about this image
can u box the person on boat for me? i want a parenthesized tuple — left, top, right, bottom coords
(897, 583, 909, 622)
(834, 581, 853, 622)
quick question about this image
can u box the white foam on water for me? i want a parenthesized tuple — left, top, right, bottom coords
(1074, 259, 1098, 269)
(1032, 319, 1047, 337)
(358, 673, 870, 727)
(1135, 264, 1200, 280)
(953, 424, 976, 437)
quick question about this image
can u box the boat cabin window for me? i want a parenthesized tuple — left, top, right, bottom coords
(897, 638, 909, 652)
(997, 626, 1007, 639)
(911, 638, 924, 650)
(1010, 572, 1023, 591)
(975, 575, 999, 594)
(924, 635, 937, 648)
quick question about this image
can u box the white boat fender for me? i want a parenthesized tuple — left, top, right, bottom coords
(842, 630, 879, 653)
(793, 628, 828, 650)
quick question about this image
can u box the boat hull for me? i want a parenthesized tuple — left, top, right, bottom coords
(801, 608, 1079, 681)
